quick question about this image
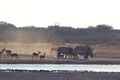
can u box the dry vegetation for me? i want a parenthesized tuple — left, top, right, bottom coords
(0, 42, 54, 55)
(92, 44, 120, 56)
(0, 42, 120, 56)
(0, 42, 120, 64)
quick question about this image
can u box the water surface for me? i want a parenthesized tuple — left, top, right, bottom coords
(0, 64, 119, 72)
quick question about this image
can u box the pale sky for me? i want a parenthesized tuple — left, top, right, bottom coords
(0, 0, 120, 29)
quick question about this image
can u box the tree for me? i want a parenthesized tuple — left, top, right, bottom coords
(0, 21, 16, 30)
(96, 24, 113, 31)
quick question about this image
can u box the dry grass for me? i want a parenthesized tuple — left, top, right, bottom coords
(0, 42, 120, 56)
(92, 44, 120, 56)
(0, 42, 57, 56)
(0, 42, 120, 62)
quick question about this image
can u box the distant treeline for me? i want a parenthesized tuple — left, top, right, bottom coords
(0, 21, 120, 45)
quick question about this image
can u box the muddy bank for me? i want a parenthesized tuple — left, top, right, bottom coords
(0, 71, 120, 80)
(1, 54, 120, 64)
(1, 59, 120, 64)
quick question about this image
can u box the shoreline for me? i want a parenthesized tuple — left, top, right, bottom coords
(0, 69, 119, 73)
(1, 59, 120, 64)
(0, 68, 120, 73)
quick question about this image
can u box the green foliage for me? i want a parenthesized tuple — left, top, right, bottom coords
(0, 21, 16, 29)
(0, 21, 119, 44)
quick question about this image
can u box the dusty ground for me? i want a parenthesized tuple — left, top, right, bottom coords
(0, 71, 120, 80)
(1, 54, 120, 64)
(0, 42, 120, 64)
(0, 43, 120, 80)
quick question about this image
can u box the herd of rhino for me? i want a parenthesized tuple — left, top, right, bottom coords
(57, 45, 93, 59)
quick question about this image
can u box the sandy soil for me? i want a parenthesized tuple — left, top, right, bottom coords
(1, 55, 120, 64)
(0, 43, 120, 80)
(0, 71, 120, 80)
(1, 42, 120, 64)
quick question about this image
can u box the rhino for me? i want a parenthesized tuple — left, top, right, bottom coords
(57, 47, 78, 59)
(57, 45, 93, 59)
(73, 45, 93, 59)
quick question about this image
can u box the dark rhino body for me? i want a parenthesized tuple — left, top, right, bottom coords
(57, 47, 73, 58)
(73, 45, 93, 59)
(57, 45, 93, 59)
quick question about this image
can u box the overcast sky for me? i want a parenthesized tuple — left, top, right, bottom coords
(0, 0, 120, 29)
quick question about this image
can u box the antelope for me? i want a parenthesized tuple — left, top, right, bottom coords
(0, 48, 5, 59)
(40, 53, 46, 60)
(9, 53, 18, 59)
(5, 49, 12, 57)
(32, 51, 41, 59)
